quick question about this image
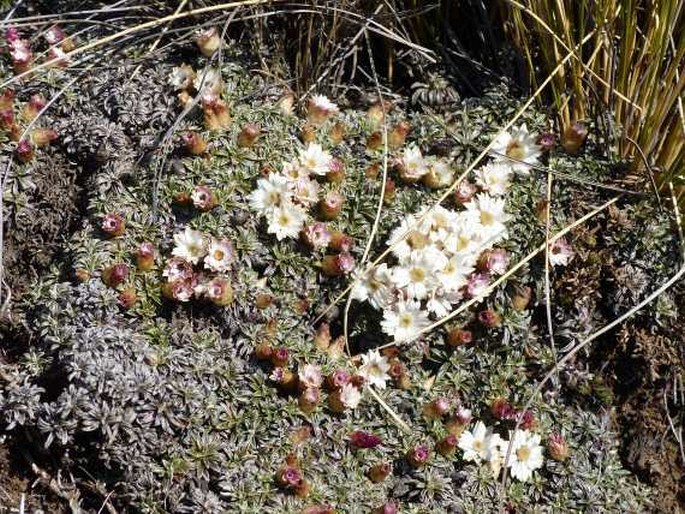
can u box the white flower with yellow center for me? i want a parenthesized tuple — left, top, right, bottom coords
(380, 300, 430, 342)
(351, 263, 393, 310)
(391, 249, 445, 300)
(424, 157, 454, 188)
(310, 94, 339, 114)
(282, 159, 310, 181)
(387, 214, 422, 261)
(204, 239, 234, 272)
(400, 145, 429, 181)
(249, 173, 292, 214)
(299, 143, 332, 176)
(444, 211, 485, 256)
(358, 350, 391, 389)
(465, 193, 508, 242)
(490, 124, 541, 174)
(475, 162, 513, 195)
(267, 203, 306, 240)
(172, 227, 207, 264)
(503, 429, 544, 481)
(339, 383, 362, 409)
(458, 421, 502, 464)
(438, 254, 476, 292)
(292, 177, 320, 206)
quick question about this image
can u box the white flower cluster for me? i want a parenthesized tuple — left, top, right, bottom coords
(458, 421, 544, 481)
(249, 142, 337, 240)
(353, 125, 541, 342)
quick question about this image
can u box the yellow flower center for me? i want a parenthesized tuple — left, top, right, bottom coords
(409, 267, 426, 283)
(213, 249, 225, 261)
(506, 140, 526, 161)
(516, 446, 531, 461)
(399, 313, 413, 329)
(480, 211, 495, 226)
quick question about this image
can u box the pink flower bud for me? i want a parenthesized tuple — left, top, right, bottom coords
(301, 222, 332, 251)
(321, 253, 355, 277)
(44, 25, 65, 45)
(465, 273, 490, 298)
(454, 180, 477, 205)
(136, 242, 155, 271)
(319, 191, 344, 220)
(479, 249, 509, 275)
(191, 185, 217, 211)
(276, 465, 302, 488)
(298, 387, 320, 414)
(326, 369, 351, 390)
(407, 444, 430, 468)
(195, 27, 221, 57)
(375, 502, 398, 514)
(15, 139, 33, 163)
(102, 263, 129, 288)
(478, 309, 501, 328)
(6, 26, 19, 43)
(491, 397, 515, 420)
(0, 109, 15, 129)
(348, 431, 382, 449)
(537, 132, 555, 151)
(205, 277, 233, 306)
(270, 347, 289, 367)
(437, 434, 459, 457)
(101, 213, 125, 237)
(547, 432, 569, 462)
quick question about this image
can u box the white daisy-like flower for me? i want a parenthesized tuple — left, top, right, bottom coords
(424, 157, 454, 188)
(298, 363, 323, 389)
(172, 227, 207, 264)
(282, 159, 310, 181)
(358, 350, 391, 389)
(444, 211, 485, 256)
(292, 177, 320, 206)
(437, 254, 476, 292)
(351, 263, 393, 310)
(549, 238, 574, 267)
(169, 65, 194, 90)
(391, 250, 444, 300)
(204, 239, 234, 272)
(475, 162, 513, 196)
(426, 289, 456, 318)
(380, 300, 430, 342)
(310, 94, 339, 115)
(399, 145, 429, 181)
(458, 421, 503, 464)
(502, 429, 544, 482)
(299, 143, 333, 176)
(249, 173, 292, 213)
(196, 67, 223, 94)
(465, 193, 509, 241)
(387, 214, 422, 261)
(339, 383, 362, 409)
(490, 124, 541, 174)
(267, 203, 306, 240)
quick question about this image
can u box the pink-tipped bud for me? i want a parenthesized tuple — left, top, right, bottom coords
(478, 309, 501, 328)
(195, 27, 221, 57)
(326, 369, 351, 391)
(15, 139, 33, 163)
(519, 409, 536, 429)
(191, 185, 217, 211)
(446, 328, 472, 348)
(537, 132, 555, 152)
(276, 465, 303, 488)
(368, 462, 392, 483)
(319, 191, 344, 220)
(326, 158, 345, 183)
(102, 263, 129, 288)
(301, 222, 331, 251)
(0, 109, 14, 130)
(5, 26, 19, 43)
(182, 131, 207, 155)
(9, 40, 32, 73)
(237, 123, 260, 147)
(321, 253, 355, 277)
(454, 180, 477, 205)
(465, 273, 490, 299)
(118, 288, 137, 309)
(388, 121, 411, 149)
(298, 387, 320, 414)
(348, 431, 382, 449)
(44, 25, 65, 45)
(445, 407, 472, 436)
(136, 242, 155, 271)
(547, 432, 569, 462)
(478, 249, 509, 276)
(374, 502, 398, 514)
(329, 231, 353, 253)
(423, 397, 451, 420)
(270, 347, 289, 368)
(329, 121, 346, 144)
(31, 128, 58, 147)
(101, 213, 125, 237)
(407, 445, 430, 468)
(205, 277, 234, 306)
(491, 397, 515, 420)
(202, 93, 230, 130)
(0, 89, 15, 111)
(313, 322, 331, 351)
(562, 122, 588, 154)
(436, 434, 459, 457)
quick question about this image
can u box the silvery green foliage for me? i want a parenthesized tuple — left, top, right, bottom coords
(2, 48, 673, 512)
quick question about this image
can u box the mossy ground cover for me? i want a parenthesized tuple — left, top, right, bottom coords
(0, 8, 684, 514)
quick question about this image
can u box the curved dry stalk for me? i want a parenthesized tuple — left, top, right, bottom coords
(314, 31, 596, 326)
(543, 172, 559, 386)
(498, 182, 685, 500)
